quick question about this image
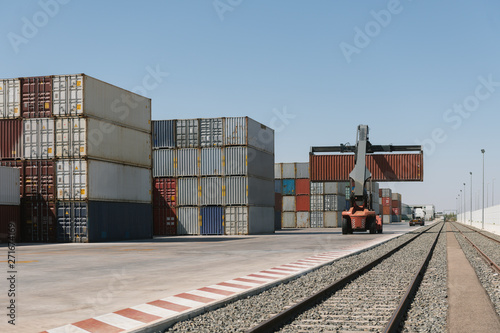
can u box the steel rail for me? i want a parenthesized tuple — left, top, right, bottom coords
(245, 223, 440, 333)
(458, 223, 500, 245)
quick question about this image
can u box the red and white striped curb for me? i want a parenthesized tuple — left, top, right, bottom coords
(42, 234, 397, 333)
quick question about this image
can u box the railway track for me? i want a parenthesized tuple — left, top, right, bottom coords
(166, 223, 446, 333)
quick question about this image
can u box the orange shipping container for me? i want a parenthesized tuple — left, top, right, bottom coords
(382, 206, 392, 215)
(310, 153, 423, 182)
(295, 179, 310, 195)
(296, 195, 310, 212)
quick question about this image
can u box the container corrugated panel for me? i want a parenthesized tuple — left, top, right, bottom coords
(55, 159, 152, 203)
(0, 79, 20, 119)
(310, 153, 424, 182)
(274, 193, 282, 212)
(0, 161, 24, 198)
(310, 195, 324, 211)
(56, 201, 88, 242)
(153, 178, 176, 208)
(177, 177, 198, 206)
(383, 215, 391, 224)
(274, 163, 282, 179)
(274, 180, 282, 194)
(52, 74, 151, 132)
(391, 200, 401, 208)
(200, 206, 224, 235)
(0, 205, 20, 243)
(177, 207, 199, 235)
(392, 193, 402, 201)
(225, 176, 247, 205)
(225, 206, 249, 235)
(24, 160, 55, 202)
(21, 76, 52, 118)
(296, 212, 310, 228)
(154, 205, 177, 236)
(382, 197, 392, 206)
(225, 117, 274, 154)
(295, 163, 309, 179)
(23, 118, 55, 159)
(200, 148, 222, 176)
(274, 210, 281, 231)
(282, 163, 295, 179)
(381, 188, 392, 198)
(296, 195, 310, 212)
(310, 211, 324, 228)
(225, 117, 247, 147)
(225, 146, 274, 179)
(282, 179, 295, 195)
(55, 117, 152, 167)
(282, 212, 296, 228)
(310, 182, 324, 195)
(248, 177, 274, 206)
(324, 194, 338, 211)
(153, 149, 176, 177)
(324, 182, 349, 195)
(324, 211, 341, 227)
(177, 148, 199, 177)
(21, 199, 56, 242)
(153, 120, 176, 148)
(200, 118, 223, 147)
(0, 119, 23, 159)
(383, 206, 392, 215)
(248, 206, 274, 234)
(295, 179, 310, 195)
(200, 177, 223, 205)
(282, 196, 296, 212)
(0, 166, 20, 205)
(176, 119, 199, 148)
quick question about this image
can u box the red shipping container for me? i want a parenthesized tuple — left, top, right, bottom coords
(310, 153, 423, 182)
(382, 197, 392, 207)
(0, 119, 23, 160)
(296, 195, 310, 212)
(392, 208, 400, 215)
(392, 200, 400, 208)
(0, 160, 25, 197)
(274, 193, 282, 212)
(21, 76, 52, 118)
(382, 206, 392, 215)
(153, 207, 177, 236)
(21, 199, 56, 242)
(379, 189, 382, 197)
(153, 178, 177, 236)
(295, 179, 310, 195)
(24, 160, 55, 201)
(0, 205, 20, 243)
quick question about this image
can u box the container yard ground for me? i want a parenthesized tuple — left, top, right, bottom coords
(2, 222, 430, 333)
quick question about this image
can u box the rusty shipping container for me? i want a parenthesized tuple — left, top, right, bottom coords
(310, 153, 423, 182)
(24, 160, 56, 202)
(0, 119, 23, 159)
(20, 76, 52, 118)
(153, 178, 177, 236)
(21, 199, 57, 242)
(0, 206, 20, 243)
(296, 195, 310, 212)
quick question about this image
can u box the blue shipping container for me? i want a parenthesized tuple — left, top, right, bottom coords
(153, 120, 176, 148)
(282, 179, 295, 195)
(274, 180, 282, 194)
(200, 206, 224, 235)
(274, 211, 281, 230)
(57, 201, 153, 242)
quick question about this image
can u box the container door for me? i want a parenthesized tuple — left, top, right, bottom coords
(200, 206, 223, 235)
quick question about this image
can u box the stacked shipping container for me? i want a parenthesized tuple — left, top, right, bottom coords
(153, 117, 275, 236)
(391, 192, 402, 222)
(0, 167, 20, 243)
(0, 75, 153, 242)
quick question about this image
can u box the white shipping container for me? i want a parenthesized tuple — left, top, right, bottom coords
(310, 182, 324, 195)
(224, 146, 274, 179)
(324, 194, 346, 211)
(282, 163, 295, 179)
(225, 206, 273, 235)
(0, 167, 20, 205)
(383, 215, 391, 224)
(177, 148, 199, 177)
(225, 206, 249, 235)
(200, 148, 222, 176)
(0, 79, 20, 118)
(177, 177, 199, 206)
(55, 117, 151, 167)
(200, 177, 223, 205)
(295, 163, 309, 179)
(52, 74, 151, 132)
(23, 118, 55, 159)
(310, 212, 324, 228)
(296, 212, 310, 228)
(282, 196, 296, 212)
(56, 159, 151, 203)
(153, 149, 176, 177)
(225, 117, 274, 154)
(200, 118, 223, 147)
(177, 207, 199, 235)
(381, 188, 392, 198)
(325, 211, 342, 227)
(282, 212, 296, 228)
(310, 195, 324, 211)
(176, 119, 199, 148)
(224, 176, 274, 206)
(274, 163, 282, 179)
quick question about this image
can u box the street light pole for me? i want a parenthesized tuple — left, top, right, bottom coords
(460, 190, 462, 223)
(463, 182, 466, 223)
(481, 149, 485, 230)
(493, 178, 495, 206)
(470, 172, 472, 225)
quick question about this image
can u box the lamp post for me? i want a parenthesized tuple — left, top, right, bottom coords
(481, 149, 485, 230)
(470, 172, 472, 225)
(493, 178, 495, 206)
(463, 182, 466, 223)
(459, 190, 462, 223)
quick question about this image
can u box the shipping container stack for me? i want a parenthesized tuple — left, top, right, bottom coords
(391, 192, 402, 222)
(153, 117, 275, 236)
(0, 167, 21, 243)
(1, 75, 153, 243)
(401, 203, 412, 221)
(380, 188, 392, 224)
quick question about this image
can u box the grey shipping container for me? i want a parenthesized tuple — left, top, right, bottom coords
(274, 163, 282, 179)
(176, 119, 199, 148)
(310, 182, 324, 195)
(224, 176, 274, 206)
(153, 120, 176, 148)
(177, 207, 199, 235)
(282, 163, 295, 179)
(274, 211, 281, 230)
(296, 212, 310, 228)
(281, 212, 296, 228)
(282, 196, 296, 212)
(295, 163, 309, 179)
(310, 195, 324, 211)
(381, 188, 392, 198)
(200, 148, 223, 176)
(177, 148, 199, 177)
(225, 117, 274, 154)
(200, 177, 223, 205)
(153, 149, 176, 177)
(274, 180, 282, 194)
(310, 211, 324, 228)
(324, 194, 346, 211)
(177, 177, 199, 206)
(383, 215, 391, 224)
(200, 118, 223, 147)
(224, 146, 274, 179)
(56, 201, 152, 243)
(324, 211, 342, 228)
(0, 166, 20, 206)
(324, 182, 349, 195)
(225, 206, 273, 235)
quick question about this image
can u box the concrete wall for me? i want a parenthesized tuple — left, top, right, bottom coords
(457, 204, 500, 235)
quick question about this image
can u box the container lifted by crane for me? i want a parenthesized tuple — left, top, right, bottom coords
(310, 125, 422, 235)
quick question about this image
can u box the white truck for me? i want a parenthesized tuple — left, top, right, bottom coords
(410, 207, 425, 226)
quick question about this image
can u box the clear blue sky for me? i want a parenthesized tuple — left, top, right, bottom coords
(1, 0, 499, 213)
